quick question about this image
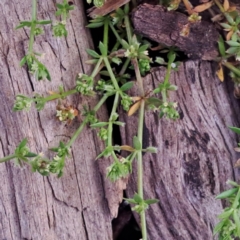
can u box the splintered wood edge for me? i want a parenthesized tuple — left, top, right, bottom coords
(88, 0, 130, 18)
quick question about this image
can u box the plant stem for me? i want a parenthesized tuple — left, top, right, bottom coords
(132, 58, 144, 96)
(109, 22, 125, 46)
(119, 58, 130, 76)
(137, 100, 147, 240)
(103, 19, 109, 48)
(124, 4, 132, 43)
(66, 118, 88, 148)
(42, 89, 77, 102)
(93, 93, 109, 112)
(91, 58, 103, 78)
(0, 154, 16, 163)
(28, 0, 37, 54)
(103, 57, 120, 90)
(223, 61, 240, 77)
(66, 94, 109, 149)
(214, 0, 225, 12)
(107, 92, 120, 148)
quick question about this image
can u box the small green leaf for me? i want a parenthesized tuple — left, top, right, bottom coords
(87, 22, 104, 28)
(226, 41, 240, 47)
(226, 47, 240, 54)
(18, 138, 28, 149)
(37, 20, 52, 25)
(86, 49, 100, 58)
(90, 122, 109, 128)
(227, 180, 240, 187)
(99, 42, 107, 56)
(213, 220, 226, 235)
(233, 210, 240, 236)
(218, 36, 226, 57)
(114, 121, 125, 127)
(120, 82, 134, 91)
(229, 126, 240, 134)
(123, 198, 137, 204)
(145, 147, 158, 153)
(218, 209, 233, 219)
(24, 152, 38, 158)
(20, 56, 27, 67)
(133, 136, 141, 150)
(216, 188, 238, 199)
(121, 39, 129, 49)
(144, 199, 159, 205)
(225, 13, 234, 25)
(133, 193, 142, 203)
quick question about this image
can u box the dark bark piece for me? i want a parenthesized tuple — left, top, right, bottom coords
(132, 4, 219, 60)
(0, 1, 122, 239)
(120, 61, 240, 239)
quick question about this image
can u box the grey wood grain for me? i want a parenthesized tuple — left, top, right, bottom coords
(120, 61, 240, 240)
(0, 1, 121, 239)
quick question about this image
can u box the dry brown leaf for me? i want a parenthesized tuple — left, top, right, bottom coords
(226, 29, 234, 41)
(120, 145, 135, 152)
(131, 96, 142, 102)
(128, 100, 141, 116)
(193, 1, 213, 13)
(216, 64, 224, 82)
(88, 0, 130, 18)
(182, 0, 193, 15)
(223, 0, 229, 11)
(234, 159, 240, 168)
(227, 6, 237, 12)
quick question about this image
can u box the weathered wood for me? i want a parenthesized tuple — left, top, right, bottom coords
(0, 1, 122, 239)
(120, 61, 240, 239)
(132, 4, 219, 60)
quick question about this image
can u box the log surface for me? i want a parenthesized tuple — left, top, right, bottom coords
(132, 4, 219, 60)
(120, 61, 240, 239)
(0, 1, 121, 239)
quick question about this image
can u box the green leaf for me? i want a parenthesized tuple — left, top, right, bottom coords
(121, 39, 129, 49)
(220, 23, 232, 29)
(145, 147, 158, 153)
(167, 52, 176, 64)
(232, 188, 240, 209)
(56, 3, 64, 9)
(226, 41, 240, 47)
(218, 209, 233, 219)
(225, 13, 234, 25)
(99, 41, 107, 56)
(139, 44, 149, 53)
(123, 198, 137, 204)
(86, 22, 104, 28)
(144, 199, 159, 205)
(229, 126, 240, 134)
(86, 49, 100, 58)
(90, 122, 109, 128)
(218, 36, 226, 57)
(37, 20, 52, 25)
(18, 138, 28, 149)
(226, 46, 240, 54)
(227, 180, 240, 187)
(133, 136, 141, 150)
(233, 210, 240, 236)
(213, 220, 226, 235)
(20, 56, 27, 67)
(24, 152, 38, 158)
(133, 193, 142, 203)
(120, 82, 134, 91)
(114, 121, 125, 127)
(216, 188, 238, 199)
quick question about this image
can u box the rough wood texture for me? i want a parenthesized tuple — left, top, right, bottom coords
(0, 1, 122, 239)
(132, 4, 219, 60)
(120, 61, 240, 239)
